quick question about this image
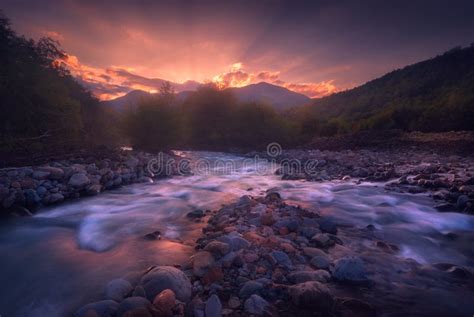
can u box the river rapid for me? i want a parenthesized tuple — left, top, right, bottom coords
(0, 152, 473, 316)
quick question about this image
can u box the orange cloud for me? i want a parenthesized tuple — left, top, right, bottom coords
(59, 55, 339, 100)
(212, 63, 338, 98)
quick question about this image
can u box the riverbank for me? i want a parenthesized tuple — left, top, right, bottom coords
(0, 150, 183, 217)
(271, 147, 474, 214)
(74, 191, 474, 316)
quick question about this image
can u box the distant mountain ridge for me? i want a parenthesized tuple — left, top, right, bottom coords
(102, 82, 311, 111)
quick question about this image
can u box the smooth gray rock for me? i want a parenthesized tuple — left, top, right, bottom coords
(106, 278, 133, 302)
(239, 281, 263, 299)
(332, 256, 369, 284)
(244, 294, 269, 316)
(140, 266, 192, 302)
(205, 294, 222, 317)
(68, 173, 90, 188)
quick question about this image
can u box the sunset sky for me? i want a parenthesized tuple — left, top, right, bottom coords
(2, 0, 474, 100)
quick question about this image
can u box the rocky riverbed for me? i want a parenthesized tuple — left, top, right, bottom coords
(266, 148, 474, 214)
(0, 150, 182, 216)
(75, 191, 474, 317)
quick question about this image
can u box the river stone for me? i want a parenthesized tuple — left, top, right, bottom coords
(141, 266, 192, 302)
(288, 270, 331, 284)
(75, 300, 119, 317)
(38, 166, 65, 180)
(204, 241, 230, 257)
(318, 218, 338, 234)
(288, 281, 334, 312)
(152, 289, 176, 316)
(24, 189, 40, 206)
(48, 193, 64, 204)
(244, 294, 270, 316)
(205, 294, 222, 317)
(191, 251, 215, 277)
(117, 297, 151, 317)
(310, 255, 330, 270)
(218, 235, 250, 251)
(332, 256, 369, 284)
(187, 209, 205, 218)
(69, 173, 91, 188)
(456, 194, 469, 209)
(32, 170, 51, 180)
(106, 278, 133, 302)
(133, 285, 147, 298)
(122, 308, 152, 317)
(239, 281, 263, 299)
(269, 250, 292, 268)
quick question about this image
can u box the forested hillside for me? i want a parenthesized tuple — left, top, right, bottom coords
(294, 45, 474, 138)
(0, 13, 116, 163)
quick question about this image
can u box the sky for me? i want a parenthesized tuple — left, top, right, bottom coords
(2, 0, 474, 100)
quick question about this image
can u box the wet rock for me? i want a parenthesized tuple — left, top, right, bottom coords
(187, 209, 205, 218)
(143, 231, 161, 241)
(218, 235, 250, 251)
(288, 281, 334, 312)
(332, 256, 369, 284)
(191, 251, 215, 277)
(318, 218, 338, 234)
(37, 166, 64, 180)
(302, 247, 327, 258)
(239, 281, 263, 299)
(310, 255, 330, 270)
(75, 300, 119, 317)
(86, 184, 102, 196)
(141, 266, 192, 302)
(122, 308, 152, 317)
(204, 241, 230, 257)
(117, 297, 151, 317)
(292, 270, 332, 284)
(133, 285, 147, 298)
(69, 173, 91, 188)
(456, 194, 469, 210)
(244, 294, 270, 316)
(268, 250, 292, 269)
(336, 297, 376, 317)
(311, 233, 335, 248)
(205, 294, 222, 317)
(228, 297, 241, 309)
(32, 170, 51, 180)
(152, 289, 176, 317)
(106, 278, 133, 302)
(48, 193, 65, 204)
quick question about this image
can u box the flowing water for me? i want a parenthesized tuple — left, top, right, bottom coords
(0, 152, 473, 316)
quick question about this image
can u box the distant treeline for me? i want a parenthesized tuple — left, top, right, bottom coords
(2, 9, 474, 158)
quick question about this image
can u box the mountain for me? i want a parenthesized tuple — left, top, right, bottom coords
(297, 45, 474, 136)
(103, 82, 311, 111)
(228, 82, 311, 110)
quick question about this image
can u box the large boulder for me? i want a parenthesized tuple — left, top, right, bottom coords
(288, 281, 334, 312)
(75, 300, 119, 317)
(106, 278, 133, 302)
(140, 266, 192, 302)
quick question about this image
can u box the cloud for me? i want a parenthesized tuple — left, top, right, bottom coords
(59, 55, 339, 100)
(212, 63, 338, 98)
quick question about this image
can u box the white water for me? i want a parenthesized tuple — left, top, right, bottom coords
(0, 152, 473, 316)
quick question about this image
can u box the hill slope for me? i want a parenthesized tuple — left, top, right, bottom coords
(103, 82, 311, 111)
(298, 45, 474, 136)
(228, 82, 311, 110)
